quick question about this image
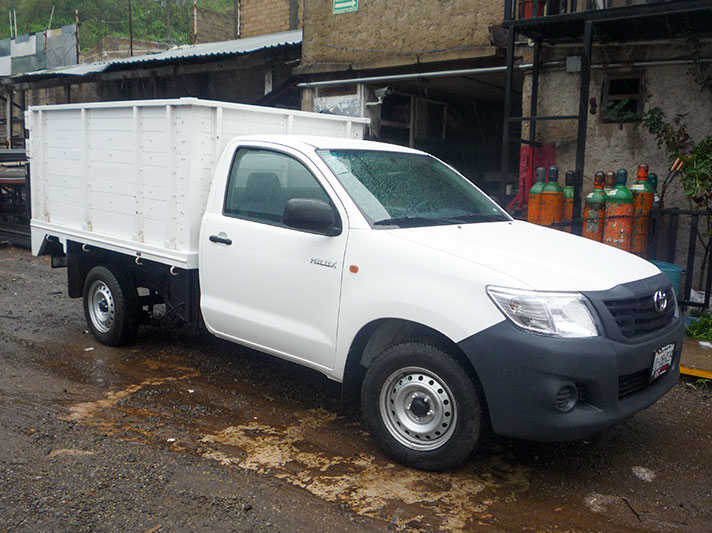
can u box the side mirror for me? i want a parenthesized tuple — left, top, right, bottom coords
(283, 198, 340, 235)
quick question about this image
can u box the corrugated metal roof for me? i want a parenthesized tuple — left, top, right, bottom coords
(8, 29, 302, 80)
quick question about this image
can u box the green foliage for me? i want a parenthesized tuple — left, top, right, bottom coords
(641, 107, 691, 158)
(681, 136, 712, 208)
(640, 107, 712, 209)
(685, 315, 712, 340)
(602, 98, 642, 123)
(0, 0, 234, 50)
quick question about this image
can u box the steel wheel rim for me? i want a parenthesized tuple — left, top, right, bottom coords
(379, 366, 457, 451)
(88, 280, 115, 334)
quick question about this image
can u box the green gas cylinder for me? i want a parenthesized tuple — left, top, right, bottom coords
(563, 170, 575, 228)
(527, 167, 547, 224)
(583, 171, 606, 241)
(540, 166, 564, 228)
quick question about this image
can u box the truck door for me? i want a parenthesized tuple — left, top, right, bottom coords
(199, 146, 347, 370)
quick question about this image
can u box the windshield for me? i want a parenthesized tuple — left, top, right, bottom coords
(317, 149, 510, 228)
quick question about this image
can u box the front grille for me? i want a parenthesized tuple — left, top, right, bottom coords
(618, 368, 650, 399)
(604, 288, 675, 339)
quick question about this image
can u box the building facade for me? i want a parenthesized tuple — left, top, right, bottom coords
(297, 0, 513, 200)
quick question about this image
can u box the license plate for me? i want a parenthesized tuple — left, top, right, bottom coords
(651, 343, 674, 380)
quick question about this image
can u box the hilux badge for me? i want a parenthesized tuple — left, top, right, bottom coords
(310, 257, 338, 269)
(653, 290, 668, 313)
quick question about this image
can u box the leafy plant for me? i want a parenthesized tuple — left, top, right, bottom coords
(685, 315, 712, 340)
(681, 136, 712, 208)
(640, 107, 691, 159)
(603, 98, 642, 124)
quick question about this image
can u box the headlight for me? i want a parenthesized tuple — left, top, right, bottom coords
(487, 286, 599, 338)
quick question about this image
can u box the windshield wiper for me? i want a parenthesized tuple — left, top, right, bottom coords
(373, 216, 454, 227)
(445, 213, 509, 223)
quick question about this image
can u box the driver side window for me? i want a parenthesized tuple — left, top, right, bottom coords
(224, 148, 332, 228)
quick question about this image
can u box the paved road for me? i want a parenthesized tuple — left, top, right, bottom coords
(1, 244, 711, 532)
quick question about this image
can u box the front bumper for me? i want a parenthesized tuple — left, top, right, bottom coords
(458, 295, 684, 442)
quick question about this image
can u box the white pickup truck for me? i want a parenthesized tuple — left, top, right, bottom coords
(28, 98, 683, 471)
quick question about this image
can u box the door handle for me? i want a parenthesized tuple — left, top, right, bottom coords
(209, 235, 232, 245)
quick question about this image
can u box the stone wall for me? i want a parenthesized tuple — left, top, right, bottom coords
(300, 0, 500, 73)
(196, 7, 238, 43)
(195, 2, 300, 43)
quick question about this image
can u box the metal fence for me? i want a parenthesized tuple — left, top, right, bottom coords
(649, 208, 712, 308)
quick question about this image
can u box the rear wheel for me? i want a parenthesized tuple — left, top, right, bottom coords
(83, 265, 139, 346)
(361, 342, 483, 471)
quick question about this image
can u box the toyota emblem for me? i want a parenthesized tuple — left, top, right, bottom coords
(653, 290, 668, 313)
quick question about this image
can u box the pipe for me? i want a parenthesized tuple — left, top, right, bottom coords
(297, 57, 711, 89)
(296, 64, 541, 88)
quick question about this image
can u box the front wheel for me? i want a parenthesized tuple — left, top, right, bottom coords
(361, 342, 483, 471)
(83, 265, 139, 346)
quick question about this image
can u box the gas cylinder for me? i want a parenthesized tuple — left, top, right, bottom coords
(603, 169, 634, 251)
(563, 170, 575, 228)
(527, 167, 547, 224)
(539, 166, 564, 228)
(630, 163, 655, 257)
(604, 171, 616, 195)
(582, 171, 606, 242)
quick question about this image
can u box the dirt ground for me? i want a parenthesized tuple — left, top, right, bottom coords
(1, 244, 711, 532)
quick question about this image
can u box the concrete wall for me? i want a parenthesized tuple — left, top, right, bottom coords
(300, 0, 500, 72)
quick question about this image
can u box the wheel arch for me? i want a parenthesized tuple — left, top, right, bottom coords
(341, 318, 489, 419)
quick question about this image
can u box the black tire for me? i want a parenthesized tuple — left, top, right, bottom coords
(361, 342, 483, 471)
(83, 265, 140, 346)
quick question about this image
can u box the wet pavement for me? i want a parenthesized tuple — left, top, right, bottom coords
(1, 244, 711, 532)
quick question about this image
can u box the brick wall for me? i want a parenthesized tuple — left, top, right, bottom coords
(240, 0, 298, 38)
(300, 0, 500, 73)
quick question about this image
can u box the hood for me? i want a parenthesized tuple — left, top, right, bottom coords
(387, 220, 661, 292)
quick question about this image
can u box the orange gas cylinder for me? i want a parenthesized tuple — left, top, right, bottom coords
(582, 171, 606, 242)
(539, 166, 564, 228)
(563, 170, 575, 228)
(603, 169, 634, 251)
(630, 163, 655, 257)
(527, 167, 547, 224)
